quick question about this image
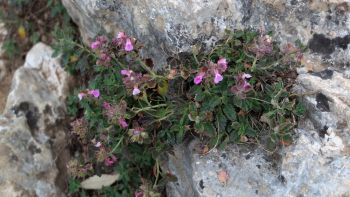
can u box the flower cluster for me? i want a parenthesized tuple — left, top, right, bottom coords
(121, 69, 151, 96)
(194, 58, 228, 85)
(112, 32, 134, 52)
(90, 36, 108, 50)
(230, 73, 253, 99)
(128, 127, 148, 144)
(102, 101, 129, 128)
(67, 159, 93, 178)
(104, 155, 118, 167)
(90, 32, 135, 67)
(78, 89, 100, 100)
(249, 35, 273, 58)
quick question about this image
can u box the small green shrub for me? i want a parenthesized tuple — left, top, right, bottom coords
(64, 30, 304, 196)
(0, 0, 74, 61)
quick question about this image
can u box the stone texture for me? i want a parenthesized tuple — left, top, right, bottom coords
(164, 121, 350, 197)
(0, 43, 71, 197)
(62, 0, 350, 68)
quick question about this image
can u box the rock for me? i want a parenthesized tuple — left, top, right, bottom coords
(296, 70, 350, 131)
(0, 43, 71, 197)
(62, 0, 350, 67)
(164, 122, 350, 197)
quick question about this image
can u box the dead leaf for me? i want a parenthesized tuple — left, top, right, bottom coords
(240, 135, 248, 142)
(217, 169, 229, 185)
(201, 145, 209, 155)
(17, 26, 26, 40)
(80, 174, 120, 190)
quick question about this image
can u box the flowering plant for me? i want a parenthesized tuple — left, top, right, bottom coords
(66, 30, 305, 196)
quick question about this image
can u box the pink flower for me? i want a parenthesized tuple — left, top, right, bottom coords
(124, 38, 134, 51)
(104, 155, 117, 167)
(120, 69, 131, 77)
(217, 58, 228, 71)
(88, 89, 100, 98)
(230, 73, 253, 99)
(117, 32, 126, 39)
(132, 87, 141, 95)
(90, 41, 101, 49)
(118, 118, 128, 128)
(114, 32, 134, 52)
(95, 141, 102, 148)
(214, 72, 223, 84)
(134, 191, 143, 197)
(194, 72, 205, 85)
(90, 36, 107, 49)
(103, 101, 112, 110)
(78, 92, 86, 100)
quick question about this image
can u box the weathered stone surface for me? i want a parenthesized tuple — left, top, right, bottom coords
(62, 0, 350, 67)
(164, 122, 350, 197)
(0, 43, 71, 197)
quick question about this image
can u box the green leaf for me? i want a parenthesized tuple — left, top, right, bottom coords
(222, 104, 236, 121)
(217, 110, 227, 131)
(68, 178, 80, 194)
(201, 95, 221, 111)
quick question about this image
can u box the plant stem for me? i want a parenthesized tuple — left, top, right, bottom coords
(153, 159, 160, 189)
(246, 97, 271, 104)
(133, 104, 168, 113)
(109, 135, 125, 154)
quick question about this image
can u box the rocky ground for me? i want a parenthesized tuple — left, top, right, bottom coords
(61, 0, 350, 196)
(1, 0, 350, 196)
(0, 41, 72, 196)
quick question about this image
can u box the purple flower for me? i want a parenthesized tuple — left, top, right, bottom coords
(95, 141, 102, 148)
(194, 72, 205, 85)
(132, 87, 141, 95)
(214, 72, 223, 84)
(90, 41, 101, 49)
(194, 58, 228, 85)
(114, 32, 134, 52)
(124, 38, 134, 51)
(230, 73, 253, 99)
(104, 155, 117, 167)
(217, 58, 227, 71)
(134, 191, 143, 197)
(90, 36, 107, 49)
(78, 92, 86, 100)
(121, 69, 131, 77)
(117, 32, 126, 39)
(88, 89, 100, 98)
(120, 69, 147, 95)
(118, 118, 128, 128)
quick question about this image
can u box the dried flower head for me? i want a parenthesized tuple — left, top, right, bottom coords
(70, 118, 88, 142)
(128, 127, 148, 144)
(249, 35, 273, 58)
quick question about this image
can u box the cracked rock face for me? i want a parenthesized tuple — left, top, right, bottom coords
(164, 122, 350, 197)
(0, 43, 71, 197)
(62, 0, 350, 68)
